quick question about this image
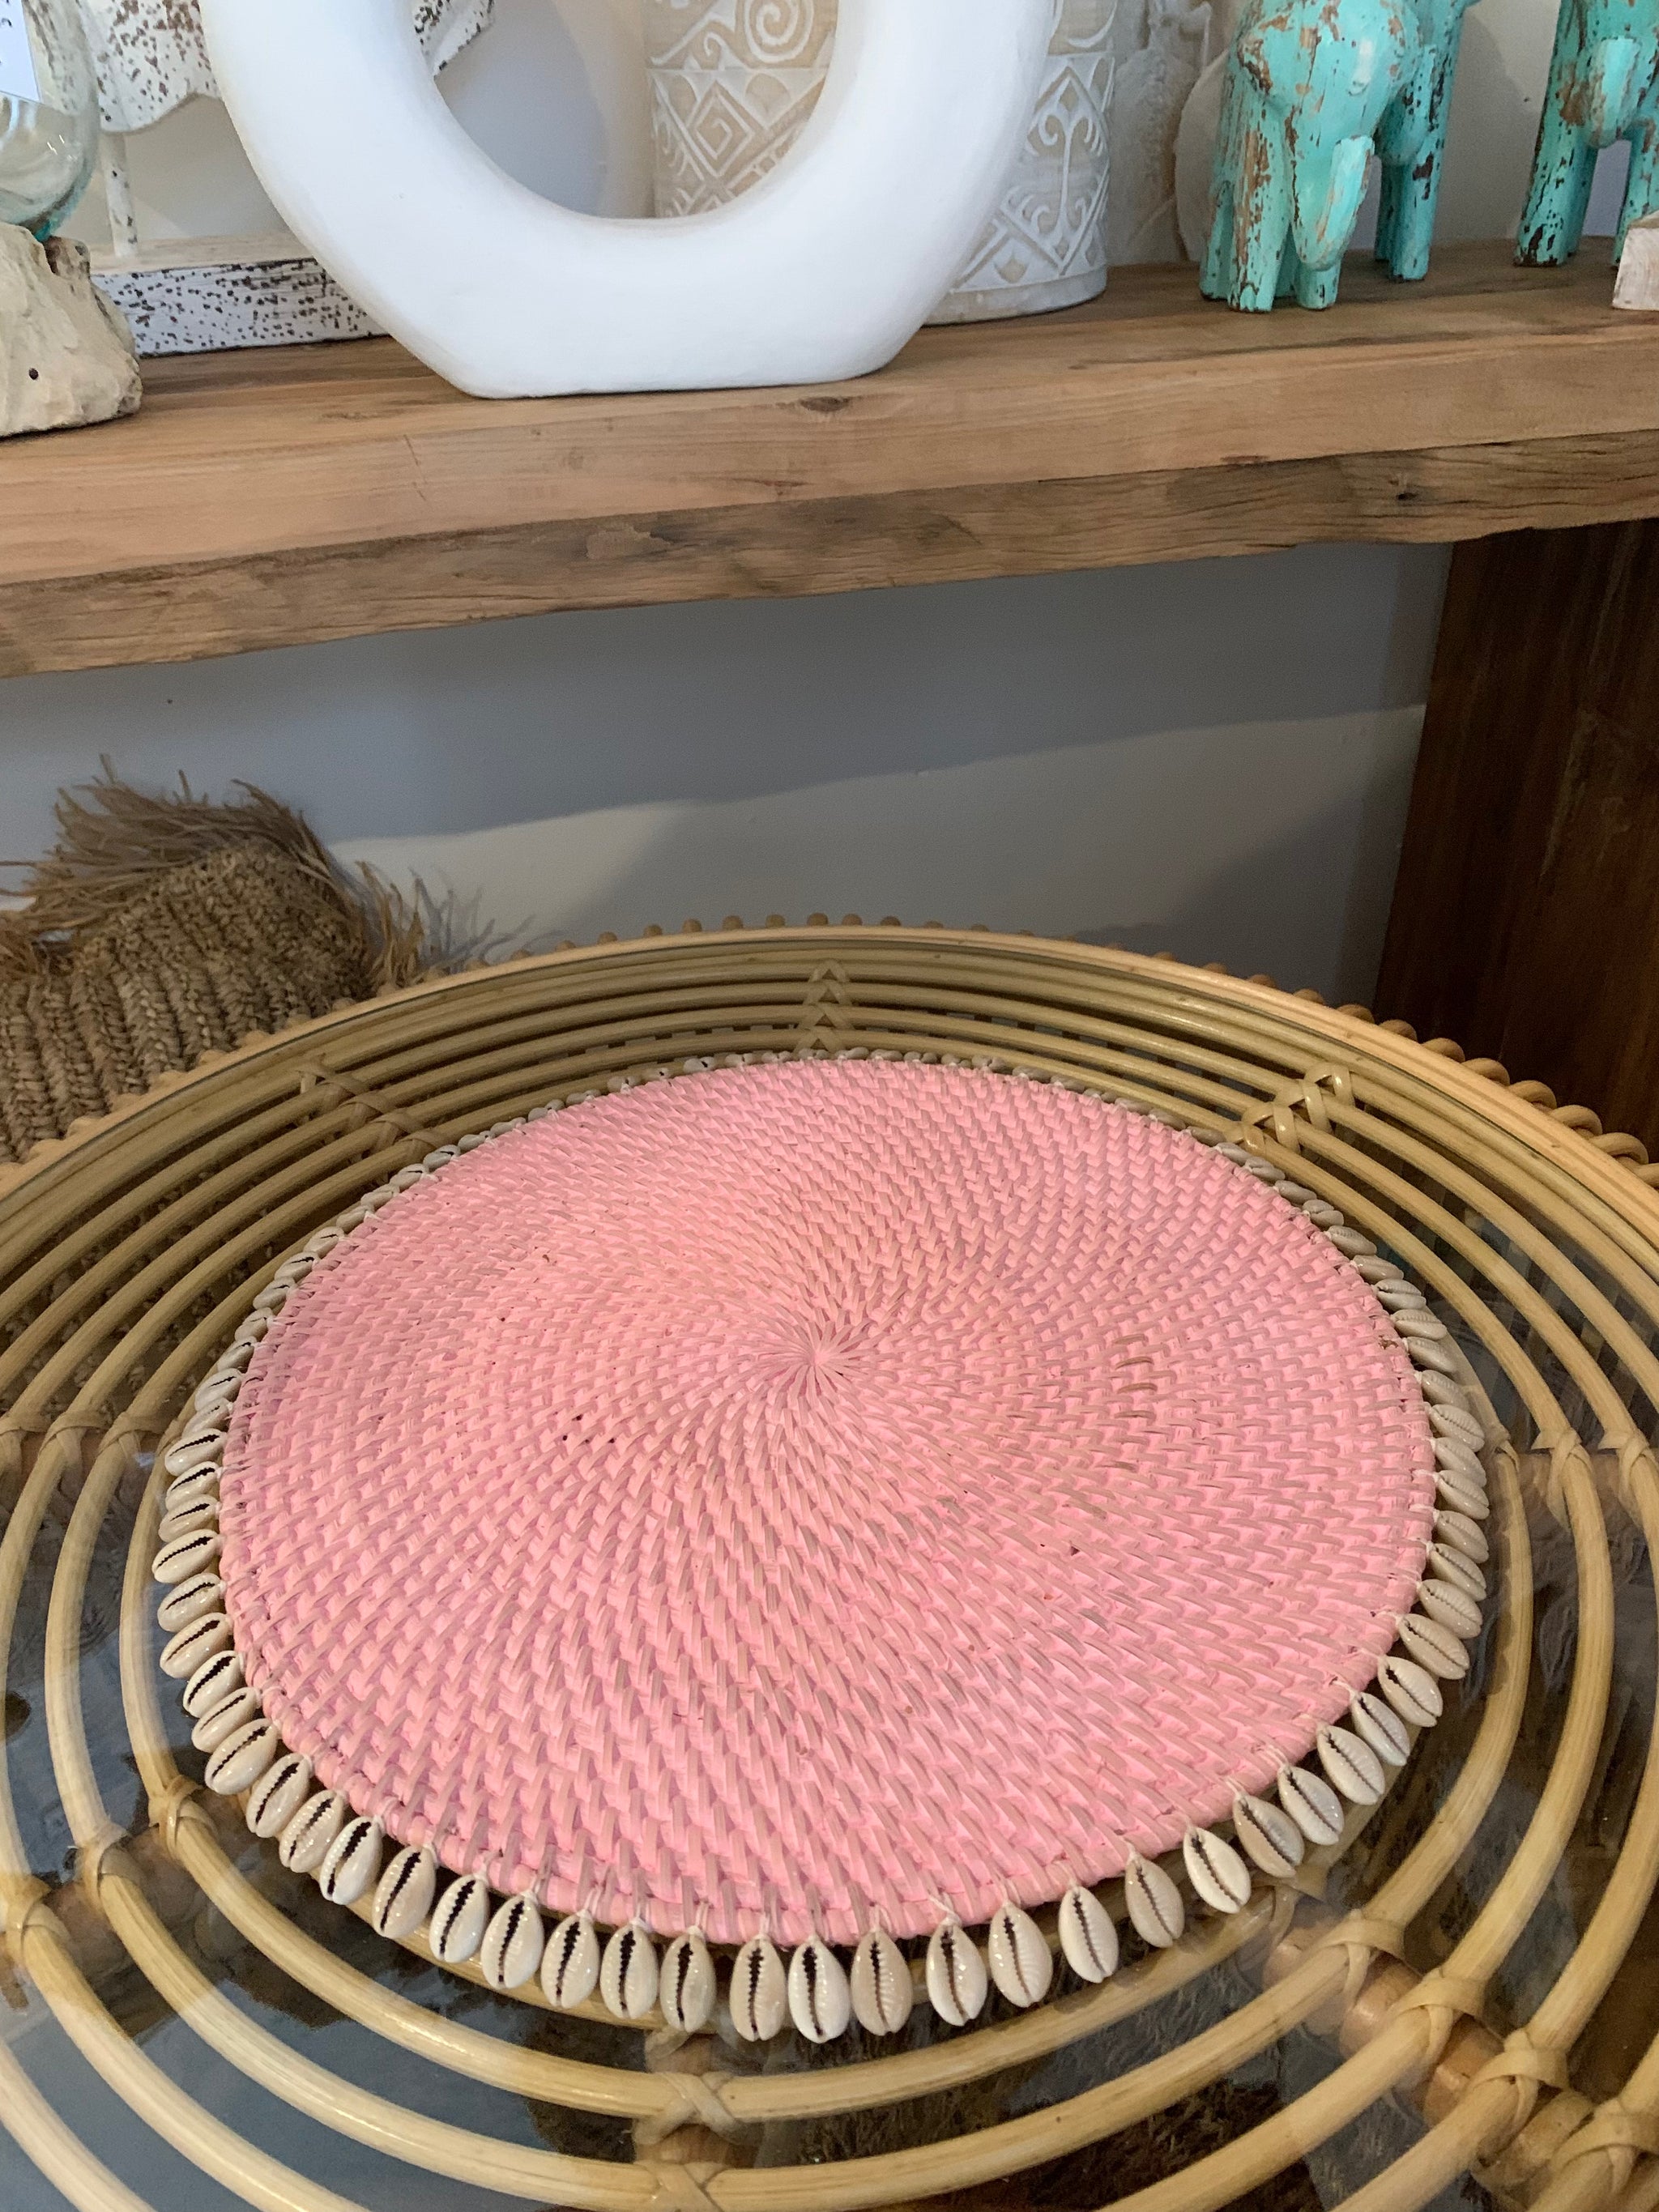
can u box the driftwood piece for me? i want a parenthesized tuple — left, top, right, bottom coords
(1614, 207, 1659, 305)
(0, 227, 140, 439)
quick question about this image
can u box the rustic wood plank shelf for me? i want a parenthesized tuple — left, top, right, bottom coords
(4, 240, 1659, 678)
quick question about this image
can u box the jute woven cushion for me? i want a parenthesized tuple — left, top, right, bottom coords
(153, 1050, 1485, 2043)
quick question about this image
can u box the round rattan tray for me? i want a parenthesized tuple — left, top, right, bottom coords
(2, 923, 1657, 2212)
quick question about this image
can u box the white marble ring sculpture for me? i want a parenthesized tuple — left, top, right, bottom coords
(198, 0, 1053, 397)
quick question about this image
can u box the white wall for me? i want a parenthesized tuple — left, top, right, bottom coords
(6, 0, 1623, 1008)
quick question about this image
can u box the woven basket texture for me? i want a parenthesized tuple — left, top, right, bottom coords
(1, 923, 1657, 2212)
(222, 1058, 1433, 1943)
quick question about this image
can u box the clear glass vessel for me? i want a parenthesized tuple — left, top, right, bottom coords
(0, 0, 100, 237)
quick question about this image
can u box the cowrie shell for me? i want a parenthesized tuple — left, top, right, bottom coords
(1277, 1766, 1345, 1847)
(1408, 1337, 1460, 1376)
(373, 1848, 437, 1941)
(1391, 1309, 1447, 1340)
(1379, 1653, 1444, 1726)
(1434, 1510, 1490, 1564)
(304, 1226, 344, 1259)
(214, 1340, 257, 1375)
(157, 1575, 224, 1634)
(181, 1647, 243, 1718)
(153, 1529, 222, 1585)
(1427, 1542, 1486, 1600)
(1350, 1691, 1411, 1767)
(1419, 1578, 1483, 1638)
(164, 1464, 220, 1513)
(1420, 1369, 1469, 1404)
(194, 1372, 242, 1413)
(179, 1409, 228, 1445)
(851, 1928, 914, 2031)
(160, 1612, 231, 1677)
(1232, 1793, 1303, 1879)
(731, 1936, 788, 2040)
(1430, 1403, 1484, 1447)
(659, 1932, 716, 2033)
(1273, 1180, 1316, 1204)
(986, 1903, 1053, 2007)
(1303, 1200, 1343, 1227)
(279, 1790, 348, 1873)
(246, 1753, 312, 1838)
(1317, 1724, 1386, 1805)
(1376, 1284, 1427, 1312)
(925, 1920, 988, 2026)
(203, 1720, 279, 1796)
(191, 1686, 261, 1754)
(388, 1166, 428, 1192)
(252, 1282, 288, 1313)
(1183, 1827, 1252, 1912)
(430, 1875, 491, 1965)
(233, 1309, 272, 1344)
(1124, 1854, 1185, 1947)
(1399, 1611, 1472, 1678)
(1057, 1886, 1119, 1982)
(423, 1144, 461, 1166)
(543, 1915, 601, 2010)
(599, 1923, 659, 2020)
(481, 1894, 545, 1990)
(1434, 1437, 1486, 1485)
(319, 1818, 384, 1907)
(789, 1937, 853, 2041)
(158, 1498, 219, 1546)
(1435, 1469, 1489, 1519)
(163, 1436, 222, 1482)
(1353, 1253, 1397, 1280)
(1327, 1226, 1375, 1256)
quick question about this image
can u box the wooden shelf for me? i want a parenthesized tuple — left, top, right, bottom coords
(6, 241, 1659, 678)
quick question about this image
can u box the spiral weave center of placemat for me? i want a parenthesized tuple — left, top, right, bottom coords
(220, 1060, 1433, 1946)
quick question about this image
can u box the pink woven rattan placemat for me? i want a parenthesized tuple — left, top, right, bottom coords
(216, 1060, 1434, 1948)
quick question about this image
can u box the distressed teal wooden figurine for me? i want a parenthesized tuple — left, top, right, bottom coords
(1202, 0, 1473, 309)
(1517, 0, 1659, 262)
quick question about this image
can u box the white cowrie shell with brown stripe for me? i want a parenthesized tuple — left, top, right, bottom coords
(181, 1646, 243, 1718)
(1379, 1653, 1444, 1725)
(191, 1686, 261, 1754)
(1399, 1611, 1472, 1678)
(481, 1894, 545, 1990)
(659, 1932, 717, 2033)
(925, 1919, 988, 2026)
(1057, 1886, 1119, 1982)
(430, 1875, 491, 1965)
(1419, 1577, 1482, 1638)
(279, 1790, 348, 1873)
(599, 1923, 659, 2020)
(373, 1847, 437, 1941)
(153, 1529, 222, 1585)
(731, 1936, 789, 2040)
(789, 1937, 853, 2041)
(1317, 1724, 1385, 1805)
(319, 1818, 384, 1907)
(1183, 1827, 1252, 1912)
(543, 1914, 601, 2010)
(204, 1720, 279, 1796)
(1350, 1691, 1410, 1767)
(1232, 1793, 1303, 1878)
(1277, 1765, 1344, 1847)
(163, 1436, 222, 1482)
(851, 1928, 915, 2031)
(160, 1612, 231, 1677)
(246, 1753, 312, 1839)
(158, 1497, 218, 1546)
(986, 1903, 1052, 2006)
(1124, 1853, 1185, 1947)
(157, 1575, 224, 1633)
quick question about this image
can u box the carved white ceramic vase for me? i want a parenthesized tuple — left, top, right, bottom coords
(645, 0, 1116, 322)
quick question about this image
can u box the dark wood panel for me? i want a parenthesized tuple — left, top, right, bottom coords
(1378, 518, 1659, 1154)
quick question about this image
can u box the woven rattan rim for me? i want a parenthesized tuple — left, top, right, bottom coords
(0, 925, 1654, 2212)
(149, 1052, 1484, 2039)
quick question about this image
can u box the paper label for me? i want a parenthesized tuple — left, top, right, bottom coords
(0, 2, 40, 104)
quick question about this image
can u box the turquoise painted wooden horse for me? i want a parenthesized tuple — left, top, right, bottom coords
(1375, 0, 1482, 278)
(1202, 0, 1433, 309)
(1518, 0, 1659, 262)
